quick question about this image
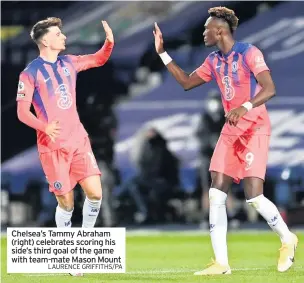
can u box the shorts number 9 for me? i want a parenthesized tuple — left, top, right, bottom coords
(245, 152, 254, 167)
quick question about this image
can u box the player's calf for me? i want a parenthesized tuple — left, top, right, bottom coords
(55, 191, 74, 227)
(246, 194, 293, 243)
(246, 193, 298, 272)
(55, 206, 73, 227)
(82, 197, 102, 228)
(80, 175, 102, 228)
(209, 188, 229, 266)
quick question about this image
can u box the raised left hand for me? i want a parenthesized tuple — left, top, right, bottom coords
(101, 20, 114, 43)
(225, 106, 248, 126)
(153, 22, 165, 54)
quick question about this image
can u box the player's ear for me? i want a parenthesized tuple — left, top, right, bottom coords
(40, 35, 49, 47)
(216, 27, 222, 36)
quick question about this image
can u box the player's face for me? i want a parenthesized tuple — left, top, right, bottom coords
(43, 26, 66, 51)
(203, 17, 220, 47)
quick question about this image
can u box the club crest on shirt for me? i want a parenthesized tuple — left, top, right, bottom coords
(56, 84, 73, 110)
(63, 67, 70, 76)
(232, 61, 238, 73)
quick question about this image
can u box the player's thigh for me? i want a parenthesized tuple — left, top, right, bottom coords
(79, 175, 102, 200)
(210, 134, 242, 189)
(242, 135, 270, 181)
(70, 137, 102, 200)
(39, 150, 73, 197)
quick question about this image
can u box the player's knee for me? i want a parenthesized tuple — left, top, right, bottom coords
(244, 178, 264, 200)
(57, 197, 74, 212)
(209, 188, 227, 205)
(59, 203, 74, 212)
(210, 172, 231, 193)
(90, 194, 102, 201)
(210, 180, 229, 193)
(246, 194, 264, 210)
(86, 188, 102, 201)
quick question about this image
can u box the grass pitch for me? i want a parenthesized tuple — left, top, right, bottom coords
(1, 230, 303, 283)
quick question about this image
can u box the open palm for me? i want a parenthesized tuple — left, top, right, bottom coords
(153, 22, 164, 54)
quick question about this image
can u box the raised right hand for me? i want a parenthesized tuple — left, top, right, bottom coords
(45, 120, 61, 142)
(101, 20, 114, 43)
(153, 22, 165, 54)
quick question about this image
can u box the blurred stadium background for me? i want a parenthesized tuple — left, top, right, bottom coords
(1, 1, 304, 231)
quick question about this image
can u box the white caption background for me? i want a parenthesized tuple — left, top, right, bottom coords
(7, 227, 126, 273)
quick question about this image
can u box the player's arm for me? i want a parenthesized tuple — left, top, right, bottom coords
(225, 46, 275, 126)
(153, 22, 209, 91)
(244, 46, 276, 109)
(17, 101, 47, 132)
(17, 102, 61, 142)
(68, 21, 114, 73)
(16, 72, 46, 132)
(160, 61, 206, 91)
(16, 72, 60, 141)
(248, 71, 275, 108)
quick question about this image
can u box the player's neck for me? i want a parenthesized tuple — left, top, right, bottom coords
(39, 49, 59, 63)
(217, 38, 235, 56)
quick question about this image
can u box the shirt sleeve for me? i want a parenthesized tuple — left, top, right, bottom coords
(17, 101, 47, 132)
(245, 46, 270, 77)
(195, 56, 213, 83)
(16, 71, 35, 102)
(66, 39, 114, 73)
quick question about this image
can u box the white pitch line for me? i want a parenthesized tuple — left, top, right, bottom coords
(124, 266, 304, 274)
(25, 274, 69, 277)
(23, 266, 303, 276)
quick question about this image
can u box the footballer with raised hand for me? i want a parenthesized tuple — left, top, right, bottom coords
(16, 17, 114, 276)
(153, 6, 298, 275)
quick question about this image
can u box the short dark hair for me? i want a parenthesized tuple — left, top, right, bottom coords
(208, 6, 239, 33)
(30, 17, 62, 43)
